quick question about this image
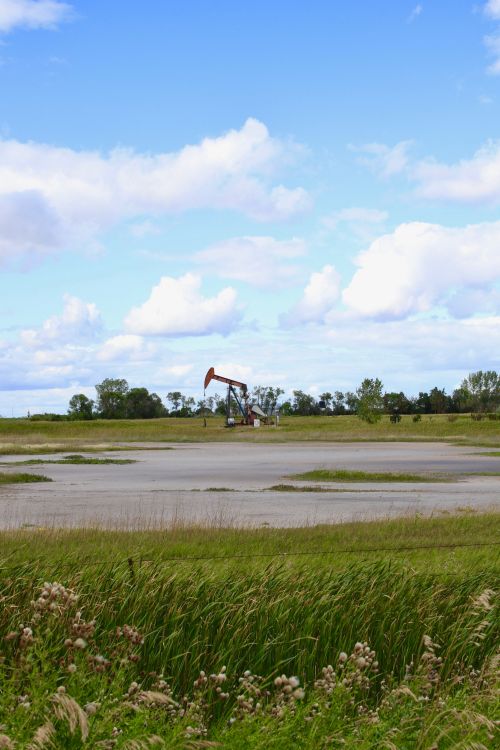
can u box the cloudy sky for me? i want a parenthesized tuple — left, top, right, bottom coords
(1, 0, 500, 414)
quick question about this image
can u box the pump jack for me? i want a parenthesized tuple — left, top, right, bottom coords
(204, 367, 265, 426)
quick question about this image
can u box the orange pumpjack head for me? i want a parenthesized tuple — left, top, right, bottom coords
(204, 367, 215, 390)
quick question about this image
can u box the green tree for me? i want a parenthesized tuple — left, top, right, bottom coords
(68, 394, 94, 420)
(252, 385, 285, 414)
(125, 388, 166, 419)
(166, 391, 183, 414)
(332, 391, 347, 415)
(383, 391, 411, 414)
(344, 391, 359, 413)
(279, 400, 293, 415)
(356, 378, 384, 423)
(319, 392, 333, 410)
(429, 387, 448, 414)
(178, 395, 195, 417)
(413, 391, 432, 414)
(455, 370, 500, 413)
(95, 378, 129, 419)
(292, 390, 318, 415)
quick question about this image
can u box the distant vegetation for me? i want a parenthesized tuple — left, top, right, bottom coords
(8, 370, 500, 423)
(1, 413, 500, 449)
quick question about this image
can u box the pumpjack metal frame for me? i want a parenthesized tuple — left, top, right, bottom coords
(204, 367, 251, 426)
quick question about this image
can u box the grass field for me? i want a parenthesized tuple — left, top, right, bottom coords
(1, 413, 500, 449)
(0, 513, 498, 747)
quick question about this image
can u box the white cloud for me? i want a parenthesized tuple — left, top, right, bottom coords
(20, 294, 101, 346)
(283, 265, 341, 325)
(0, 119, 310, 266)
(194, 235, 306, 287)
(349, 140, 412, 177)
(407, 4, 423, 23)
(483, 2, 500, 74)
(165, 364, 193, 377)
(342, 220, 500, 319)
(485, 0, 500, 20)
(0, 190, 63, 267)
(484, 32, 500, 74)
(413, 140, 500, 202)
(0, 0, 73, 33)
(446, 286, 500, 318)
(97, 334, 155, 363)
(124, 273, 241, 337)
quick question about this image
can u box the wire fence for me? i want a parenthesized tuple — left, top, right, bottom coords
(0, 539, 499, 572)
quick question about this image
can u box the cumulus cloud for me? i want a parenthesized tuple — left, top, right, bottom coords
(342, 220, 500, 319)
(0, 119, 310, 267)
(124, 273, 241, 337)
(97, 334, 155, 363)
(349, 140, 412, 177)
(485, 0, 500, 20)
(355, 137, 500, 206)
(283, 265, 341, 326)
(413, 140, 500, 203)
(194, 235, 306, 288)
(20, 294, 101, 346)
(0, 191, 63, 267)
(0, 0, 73, 33)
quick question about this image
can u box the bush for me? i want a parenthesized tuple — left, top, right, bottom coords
(30, 413, 68, 422)
(412, 414, 422, 423)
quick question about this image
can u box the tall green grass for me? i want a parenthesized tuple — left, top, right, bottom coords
(0, 553, 497, 746)
(0, 514, 498, 747)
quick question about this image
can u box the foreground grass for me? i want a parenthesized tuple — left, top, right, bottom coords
(1, 414, 500, 447)
(289, 468, 445, 482)
(0, 514, 498, 747)
(0, 471, 52, 484)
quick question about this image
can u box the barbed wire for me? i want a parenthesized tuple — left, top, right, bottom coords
(0, 539, 498, 571)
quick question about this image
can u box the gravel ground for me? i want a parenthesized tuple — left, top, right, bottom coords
(0, 441, 499, 527)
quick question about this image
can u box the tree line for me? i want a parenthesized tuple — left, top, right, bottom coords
(62, 380, 285, 421)
(19, 370, 500, 421)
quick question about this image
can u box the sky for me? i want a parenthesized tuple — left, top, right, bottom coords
(1, 0, 500, 415)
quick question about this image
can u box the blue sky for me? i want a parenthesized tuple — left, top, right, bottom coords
(1, 0, 500, 414)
